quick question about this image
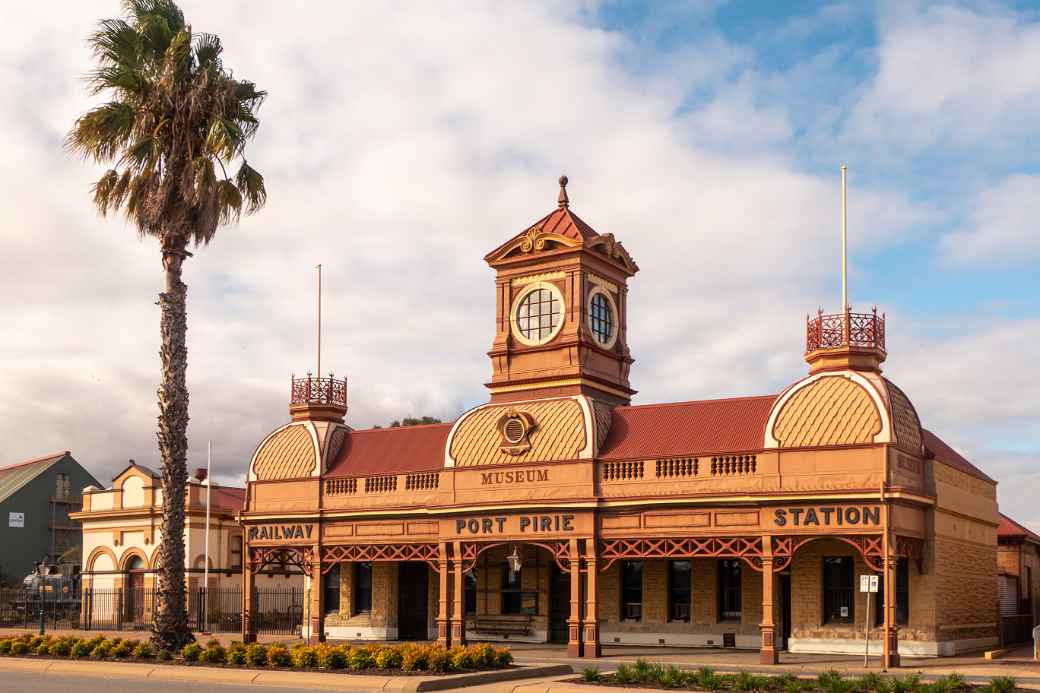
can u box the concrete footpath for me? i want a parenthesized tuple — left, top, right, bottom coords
(0, 657, 570, 691)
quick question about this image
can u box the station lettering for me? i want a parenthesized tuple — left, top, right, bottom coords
(248, 524, 314, 541)
(455, 514, 575, 534)
(773, 506, 880, 527)
(481, 469, 549, 486)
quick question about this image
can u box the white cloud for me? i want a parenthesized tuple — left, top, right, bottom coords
(847, 3, 1040, 152)
(940, 174, 1040, 266)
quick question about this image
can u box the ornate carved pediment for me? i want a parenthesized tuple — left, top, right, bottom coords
(496, 408, 537, 456)
(586, 233, 639, 274)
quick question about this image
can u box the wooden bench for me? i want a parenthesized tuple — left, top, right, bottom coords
(472, 615, 533, 637)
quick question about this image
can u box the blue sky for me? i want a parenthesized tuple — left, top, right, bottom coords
(0, 0, 1037, 529)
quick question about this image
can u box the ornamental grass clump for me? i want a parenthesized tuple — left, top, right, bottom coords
(375, 646, 403, 670)
(111, 639, 136, 658)
(425, 645, 451, 673)
(132, 641, 154, 659)
(348, 646, 375, 671)
(198, 640, 226, 664)
(400, 644, 429, 672)
(180, 642, 202, 662)
(987, 677, 1016, 693)
(90, 640, 112, 659)
(0, 639, 13, 655)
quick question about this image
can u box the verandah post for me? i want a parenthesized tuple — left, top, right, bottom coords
(759, 535, 778, 664)
(582, 539, 600, 658)
(451, 541, 466, 646)
(437, 542, 450, 647)
(567, 538, 582, 657)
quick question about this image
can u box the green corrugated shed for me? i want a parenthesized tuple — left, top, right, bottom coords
(0, 451, 101, 586)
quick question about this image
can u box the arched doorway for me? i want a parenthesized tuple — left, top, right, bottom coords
(124, 555, 146, 625)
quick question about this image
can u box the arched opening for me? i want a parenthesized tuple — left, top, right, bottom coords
(123, 554, 147, 626)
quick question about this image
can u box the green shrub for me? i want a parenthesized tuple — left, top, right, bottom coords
(199, 642, 226, 664)
(10, 641, 30, 656)
(493, 646, 512, 667)
(694, 667, 724, 691)
(375, 646, 403, 670)
(988, 677, 1016, 693)
(90, 640, 111, 658)
(132, 641, 154, 659)
(468, 643, 495, 668)
(225, 642, 246, 666)
(400, 644, 428, 672)
(349, 646, 375, 671)
(156, 648, 173, 661)
(180, 643, 202, 662)
(583, 667, 601, 682)
(0, 638, 12, 655)
(111, 640, 135, 658)
(71, 639, 94, 658)
(892, 674, 922, 693)
(734, 670, 769, 691)
(449, 645, 474, 670)
(658, 665, 685, 688)
(46, 638, 74, 657)
(34, 643, 49, 656)
(425, 646, 451, 673)
(857, 673, 886, 693)
(267, 644, 292, 668)
(292, 645, 319, 669)
(614, 664, 637, 685)
(244, 642, 268, 666)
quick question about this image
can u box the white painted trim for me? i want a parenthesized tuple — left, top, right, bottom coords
(586, 285, 619, 350)
(307, 625, 398, 640)
(575, 395, 595, 459)
(465, 628, 549, 644)
(247, 421, 320, 482)
(510, 282, 566, 347)
(600, 631, 761, 649)
(788, 636, 999, 658)
(763, 371, 891, 449)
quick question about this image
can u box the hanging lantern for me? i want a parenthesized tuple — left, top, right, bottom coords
(507, 545, 523, 575)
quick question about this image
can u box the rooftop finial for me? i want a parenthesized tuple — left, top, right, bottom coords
(557, 175, 569, 208)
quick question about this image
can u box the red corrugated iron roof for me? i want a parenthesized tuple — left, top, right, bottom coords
(599, 395, 778, 460)
(210, 486, 245, 511)
(998, 513, 1040, 544)
(325, 423, 452, 477)
(922, 429, 994, 483)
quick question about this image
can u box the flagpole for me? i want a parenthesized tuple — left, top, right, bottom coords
(316, 264, 322, 378)
(841, 164, 849, 342)
(203, 440, 211, 633)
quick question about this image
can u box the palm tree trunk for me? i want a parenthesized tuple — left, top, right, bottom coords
(152, 248, 194, 651)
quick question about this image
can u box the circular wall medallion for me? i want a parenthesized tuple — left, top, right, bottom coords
(511, 282, 565, 346)
(503, 417, 527, 445)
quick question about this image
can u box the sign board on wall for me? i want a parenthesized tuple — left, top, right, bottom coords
(8, 512, 24, 528)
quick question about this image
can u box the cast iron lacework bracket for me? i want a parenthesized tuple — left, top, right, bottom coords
(459, 540, 571, 574)
(319, 543, 441, 573)
(249, 546, 312, 574)
(597, 537, 765, 572)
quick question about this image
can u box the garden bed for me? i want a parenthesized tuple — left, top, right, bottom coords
(574, 662, 1021, 693)
(0, 633, 513, 675)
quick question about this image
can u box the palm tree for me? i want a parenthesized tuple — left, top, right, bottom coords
(67, 0, 267, 651)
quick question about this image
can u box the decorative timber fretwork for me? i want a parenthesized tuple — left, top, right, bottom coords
(460, 540, 571, 573)
(248, 546, 313, 575)
(599, 537, 765, 572)
(769, 535, 886, 572)
(895, 535, 924, 571)
(320, 543, 441, 573)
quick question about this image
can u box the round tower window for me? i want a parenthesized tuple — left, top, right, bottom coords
(512, 283, 564, 345)
(587, 288, 618, 348)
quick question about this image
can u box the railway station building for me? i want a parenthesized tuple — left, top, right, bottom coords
(239, 178, 1000, 667)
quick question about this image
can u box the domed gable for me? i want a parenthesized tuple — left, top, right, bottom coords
(763, 371, 923, 454)
(445, 395, 608, 467)
(249, 420, 349, 481)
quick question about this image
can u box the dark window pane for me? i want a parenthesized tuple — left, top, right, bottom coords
(465, 570, 477, 615)
(874, 558, 910, 626)
(501, 562, 523, 615)
(621, 561, 643, 621)
(589, 293, 614, 345)
(718, 560, 742, 619)
(324, 564, 341, 614)
(354, 562, 372, 614)
(669, 560, 691, 622)
(823, 556, 854, 624)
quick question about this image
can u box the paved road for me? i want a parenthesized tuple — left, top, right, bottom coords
(0, 670, 351, 693)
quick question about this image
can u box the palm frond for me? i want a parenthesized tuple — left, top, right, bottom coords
(91, 169, 120, 216)
(205, 117, 242, 159)
(193, 32, 222, 71)
(67, 101, 137, 162)
(235, 161, 266, 214)
(88, 19, 141, 68)
(215, 178, 242, 227)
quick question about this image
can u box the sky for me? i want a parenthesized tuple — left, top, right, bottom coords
(0, 1, 1037, 530)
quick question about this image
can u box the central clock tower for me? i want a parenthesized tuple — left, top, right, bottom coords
(483, 176, 639, 405)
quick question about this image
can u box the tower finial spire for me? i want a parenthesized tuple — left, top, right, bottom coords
(557, 175, 569, 208)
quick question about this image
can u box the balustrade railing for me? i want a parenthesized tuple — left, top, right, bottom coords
(805, 309, 885, 353)
(290, 374, 347, 407)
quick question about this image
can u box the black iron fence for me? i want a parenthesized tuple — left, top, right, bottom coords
(0, 587, 305, 635)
